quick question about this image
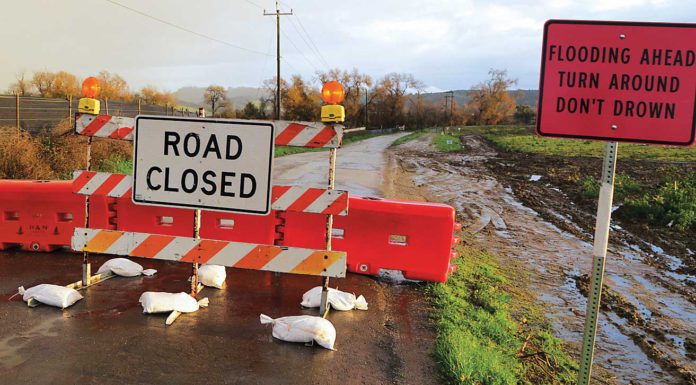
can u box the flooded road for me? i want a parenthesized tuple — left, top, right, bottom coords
(0, 132, 438, 385)
(389, 134, 695, 384)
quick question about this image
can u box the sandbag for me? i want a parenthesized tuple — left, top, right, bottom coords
(199, 265, 226, 289)
(260, 314, 336, 350)
(19, 284, 83, 309)
(139, 292, 201, 314)
(97, 258, 144, 277)
(300, 286, 368, 311)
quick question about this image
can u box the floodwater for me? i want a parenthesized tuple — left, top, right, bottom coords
(0, 132, 439, 385)
(390, 134, 695, 385)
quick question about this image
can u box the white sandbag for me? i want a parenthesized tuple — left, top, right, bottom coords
(139, 292, 200, 314)
(18, 284, 83, 309)
(142, 269, 157, 276)
(198, 264, 226, 289)
(260, 314, 336, 350)
(300, 286, 368, 311)
(97, 258, 143, 277)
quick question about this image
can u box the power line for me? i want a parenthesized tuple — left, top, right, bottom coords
(281, 57, 301, 76)
(276, 0, 331, 69)
(103, 0, 273, 57)
(242, 0, 264, 9)
(280, 27, 321, 72)
(287, 17, 329, 70)
(293, 11, 331, 69)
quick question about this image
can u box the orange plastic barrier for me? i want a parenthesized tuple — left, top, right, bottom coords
(0, 180, 107, 252)
(282, 196, 460, 282)
(0, 181, 459, 282)
(111, 197, 194, 237)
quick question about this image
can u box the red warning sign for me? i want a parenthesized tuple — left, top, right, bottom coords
(536, 20, 696, 146)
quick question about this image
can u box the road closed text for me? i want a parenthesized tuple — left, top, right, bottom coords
(133, 117, 274, 214)
(144, 132, 257, 199)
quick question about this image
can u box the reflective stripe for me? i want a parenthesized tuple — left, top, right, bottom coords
(72, 228, 346, 277)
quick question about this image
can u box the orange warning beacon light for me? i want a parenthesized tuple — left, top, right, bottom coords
(320, 81, 345, 122)
(78, 76, 101, 114)
(81, 76, 101, 98)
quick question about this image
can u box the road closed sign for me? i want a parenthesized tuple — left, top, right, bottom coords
(537, 20, 696, 146)
(133, 116, 274, 214)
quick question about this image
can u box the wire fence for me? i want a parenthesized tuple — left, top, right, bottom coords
(0, 94, 197, 132)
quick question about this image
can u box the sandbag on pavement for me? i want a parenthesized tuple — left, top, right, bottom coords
(300, 286, 368, 311)
(260, 314, 336, 350)
(97, 258, 146, 277)
(198, 264, 226, 289)
(139, 292, 208, 314)
(18, 284, 83, 309)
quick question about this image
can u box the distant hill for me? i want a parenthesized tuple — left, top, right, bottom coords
(174, 86, 265, 108)
(417, 89, 538, 108)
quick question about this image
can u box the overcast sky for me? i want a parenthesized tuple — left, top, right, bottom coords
(0, 0, 692, 93)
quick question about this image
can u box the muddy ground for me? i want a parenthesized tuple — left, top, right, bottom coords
(386, 133, 695, 385)
(0, 133, 442, 385)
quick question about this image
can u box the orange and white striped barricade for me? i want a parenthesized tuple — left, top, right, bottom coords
(72, 228, 346, 278)
(75, 114, 344, 148)
(69, 112, 347, 318)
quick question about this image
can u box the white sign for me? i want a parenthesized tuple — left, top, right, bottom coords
(133, 116, 274, 214)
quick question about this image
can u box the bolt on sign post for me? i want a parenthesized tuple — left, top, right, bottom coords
(536, 20, 696, 385)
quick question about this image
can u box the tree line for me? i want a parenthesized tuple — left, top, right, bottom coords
(7, 68, 536, 127)
(208, 68, 535, 127)
(6, 70, 177, 107)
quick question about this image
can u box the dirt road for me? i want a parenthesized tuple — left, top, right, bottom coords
(388, 133, 695, 385)
(0, 133, 440, 385)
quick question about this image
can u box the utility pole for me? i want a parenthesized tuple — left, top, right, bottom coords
(444, 91, 454, 127)
(264, 1, 293, 120)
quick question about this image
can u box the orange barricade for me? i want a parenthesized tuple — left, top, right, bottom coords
(0, 181, 93, 251)
(0, 181, 459, 282)
(282, 196, 460, 282)
(111, 197, 194, 237)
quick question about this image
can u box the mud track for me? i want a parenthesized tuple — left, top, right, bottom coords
(387, 133, 695, 385)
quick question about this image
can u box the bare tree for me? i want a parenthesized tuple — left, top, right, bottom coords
(466, 69, 517, 125)
(204, 85, 227, 117)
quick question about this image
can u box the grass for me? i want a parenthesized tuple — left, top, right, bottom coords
(433, 133, 463, 153)
(430, 239, 577, 385)
(480, 126, 696, 161)
(578, 174, 642, 201)
(618, 172, 696, 231)
(98, 155, 133, 175)
(391, 130, 427, 146)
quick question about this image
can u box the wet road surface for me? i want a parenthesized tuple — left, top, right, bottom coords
(390, 134, 695, 384)
(0, 133, 438, 385)
(273, 133, 407, 197)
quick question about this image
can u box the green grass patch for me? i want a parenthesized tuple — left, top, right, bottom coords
(430, 241, 577, 385)
(618, 172, 696, 231)
(97, 155, 133, 175)
(480, 126, 696, 161)
(391, 130, 427, 146)
(433, 133, 462, 153)
(578, 174, 642, 201)
(274, 146, 325, 157)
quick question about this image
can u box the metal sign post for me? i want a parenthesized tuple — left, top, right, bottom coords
(577, 141, 618, 385)
(536, 20, 696, 382)
(320, 147, 338, 317)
